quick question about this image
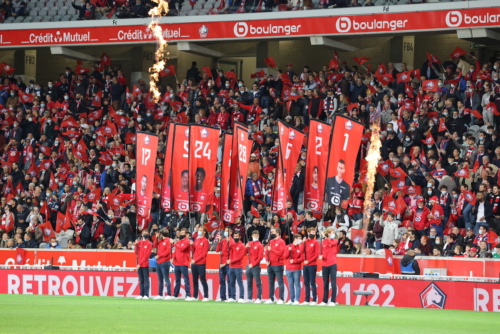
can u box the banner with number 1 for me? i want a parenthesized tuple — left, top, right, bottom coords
(136, 131, 159, 218)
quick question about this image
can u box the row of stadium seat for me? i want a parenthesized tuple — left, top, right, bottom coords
(3, 12, 110, 23)
(28, 7, 79, 17)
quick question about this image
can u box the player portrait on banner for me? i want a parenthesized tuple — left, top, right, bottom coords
(325, 116, 364, 209)
(136, 132, 159, 218)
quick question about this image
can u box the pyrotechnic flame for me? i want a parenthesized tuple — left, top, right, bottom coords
(148, 0, 169, 103)
(362, 122, 382, 230)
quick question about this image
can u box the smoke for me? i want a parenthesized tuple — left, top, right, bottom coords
(362, 122, 382, 230)
(148, 0, 169, 103)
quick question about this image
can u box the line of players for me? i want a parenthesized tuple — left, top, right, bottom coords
(134, 225, 339, 306)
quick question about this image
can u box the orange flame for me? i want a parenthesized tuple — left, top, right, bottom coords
(148, 0, 169, 103)
(362, 122, 382, 230)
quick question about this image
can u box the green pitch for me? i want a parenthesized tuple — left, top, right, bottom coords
(1, 295, 497, 333)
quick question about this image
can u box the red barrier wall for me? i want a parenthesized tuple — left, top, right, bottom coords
(1, 250, 499, 277)
(2, 270, 499, 312)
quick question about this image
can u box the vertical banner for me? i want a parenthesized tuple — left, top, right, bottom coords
(304, 119, 331, 213)
(271, 156, 287, 217)
(220, 133, 234, 223)
(135, 132, 159, 218)
(171, 124, 190, 212)
(161, 122, 175, 210)
(188, 125, 219, 213)
(325, 115, 364, 208)
(229, 123, 252, 217)
(277, 120, 304, 196)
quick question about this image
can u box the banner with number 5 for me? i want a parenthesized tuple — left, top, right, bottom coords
(135, 131, 159, 218)
(171, 124, 190, 212)
(304, 120, 331, 215)
(189, 124, 220, 213)
(325, 115, 364, 209)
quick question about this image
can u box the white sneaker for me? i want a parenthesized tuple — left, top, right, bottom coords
(309, 301, 317, 306)
(185, 297, 196, 301)
(285, 301, 292, 305)
(264, 300, 274, 304)
(292, 301, 300, 305)
(276, 300, 284, 305)
(202, 298, 209, 302)
(328, 302, 336, 307)
(153, 296, 163, 300)
(135, 296, 143, 300)
(226, 298, 236, 303)
(318, 302, 327, 306)
(237, 299, 245, 303)
(254, 299, 262, 304)
(164, 296, 174, 300)
(142, 296, 149, 300)
(300, 302, 309, 306)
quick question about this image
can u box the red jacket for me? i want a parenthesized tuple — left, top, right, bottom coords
(173, 238, 191, 266)
(268, 237, 286, 266)
(413, 206, 431, 231)
(193, 237, 209, 265)
(135, 239, 152, 267)
(322, 238, 339, 267)
(286, 243, 304, 271)
(229, 241, 246, 268)
(304, 238, 320, 266)
(216, 237, 233, 264)
(247, 240, 264, 267)
(157, 238, 172, 264)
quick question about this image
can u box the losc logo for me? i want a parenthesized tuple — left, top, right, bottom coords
(336, 17, 352, 33)
(234, 22, 249, 37)
(445, 11, 462, 27)
(420, 283, 446, 309)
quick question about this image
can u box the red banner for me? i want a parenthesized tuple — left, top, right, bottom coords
(188, 125, 219, 213)
(160, 123, 175, 210)
(171, 124, 190, 212)
(304, 120, 331, 213)
(277, 120, 304, 200)
(2, 269, 500, 311)
(135, 132, 159, 218)
(229, 123, 252, 217)
(220, 134, 234, 223)
(2, 7, 500, 47)
(271, 157, 287, 217)
(325, 115, 364, 208)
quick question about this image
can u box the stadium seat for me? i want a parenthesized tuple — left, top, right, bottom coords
(3, 16, 15, 23)
(24, 16, 35, 22)
(41, 15, 53, 22)
(443, 228, 452, 236)
(27, 1, 37, 10)
(53, 14, 62, 21)
(459, 228, 466, 237)
(58, 7, 68, 15)
(99, 14, 110, 20)
(32, 16, 44, 22)
(39, 7, 49, 15)
(35, 1, 46, 8)
(193, 1, 204, 9)
(95, 12, 102, 19)
(48, 8, 58, 15)
(69, 15, 79, 20)
(29, 8, 39, 16)
(67, 7, 77, 15)
(188, 9, 199, 15)
(55, 0, 66, 6)
(14, 16, 25, 22)
(61, 14, 72, 20)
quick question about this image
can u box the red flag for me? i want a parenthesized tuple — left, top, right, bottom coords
(377, 160, 393, 176)
(132, 85, 141, 97)
(92, 90, 102, 108)
(352, 56, 370, 65)
(73, 138, 89, 162)
(403, 185, 421, 195)
(390, 179, 407, 193)
(471, 109, 483, 119)
(250, 206, 260, 218)
(463, 191, 476, 206)
(397, 118, 407, 133)
(88, 109, 103, 122)
(60, 116, 79, 128)
(397, 71, 412, 83)
(202, 67, 212, 77)
(160, 65, 176, 77)
(450, 47, 467, 59)
(18, 92, 34, 103)
(412, 69, 421, 79)
(328, 58, 338, 70)
(220, 133, 234, 223)
(15, 248, 27, 265)
(438, 117, 447, 132)
(84, 188, 102, 202)
(426, 52, 441, 64)
(346, 102, 359, 113)
(39, 221, 56, 242)
(101, 52, 111, 66)
(75, 65, 90, 74)
(404, 83, 414, 98)
(390, 167, 408, 179)
(125, 133, 136, 144)
(486, 102, 500, 116)
(49, 172, 57, 191)
(395, 195, 407, 215)
(376, 63, 387, 75)
(263, 57, 276, 68)
(204, 220, 224, 233)
(422, 132, 435, 145)
(384, 248, 394, 267)
(350, 228, 366, 244)
(382, 196, 398, 212)
(473, 160, 480, 173)
(96, 123, 118, 137)
(250, 70, 266, 79)
(3, 64, 15, 75)
(422, 80, 439, 92)
(40, 200, 50, 220)
(375, 74, 394, 86)
(454, 166, 470, 179)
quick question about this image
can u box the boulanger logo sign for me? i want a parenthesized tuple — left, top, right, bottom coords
(336, 17, 352, 33)
(335, 16, 408, 33)
(445, 11, 462, 27)
(233, 22, 302, 38)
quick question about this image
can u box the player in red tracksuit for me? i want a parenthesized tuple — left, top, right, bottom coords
(286, 234, 304, 305)
(216, 226, 233, 301)
(173, 228, 192, 300)
(191, 226, 210, 301)
(134, 231, 152, 299)
(228, 232, 246, 302)
(320, 228, 339, 306)
(246, 230, 264, 303)
(265, 227, 286, 304)
(413, 198, 431, 238)
(155, 229, 173, 300)
(303, 227, 320, 305)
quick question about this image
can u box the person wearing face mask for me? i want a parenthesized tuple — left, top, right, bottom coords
(462, 85, 480, 126)
(154, 229, 173, 300)
(412, 198, 431, 238)
(283, 233, 303, 305)
(216, 226, 233, 302)
(172, 228, 192, 300)
(246, 230, 264, 304)
(45, 237, 61, 249)
(301, 227, 319, 306)
(264, 227, 286, 305)
(190, 226, 210, 302)
(226, 231, 246, 303)
(318, 228, 339, 307)
(134, 231, 152, 300)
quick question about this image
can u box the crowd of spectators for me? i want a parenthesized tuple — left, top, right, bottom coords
(0, 48, 500, 263)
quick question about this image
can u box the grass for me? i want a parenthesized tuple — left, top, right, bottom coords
(0, 295, 498, 334)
